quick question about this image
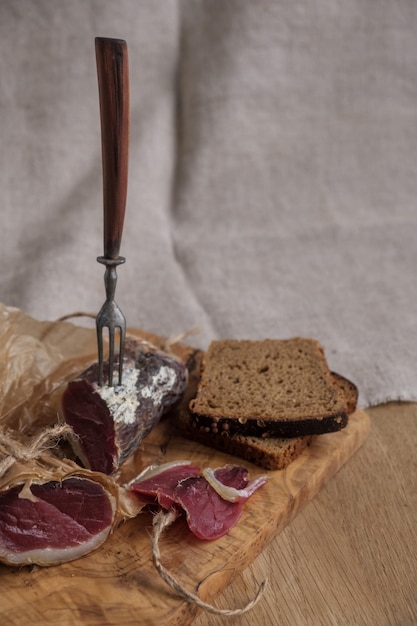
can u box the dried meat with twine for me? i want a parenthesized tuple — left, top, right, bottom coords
(0, 426, 141, 567)
(128, 460, 268, 615)
(128, 460, 268, 540)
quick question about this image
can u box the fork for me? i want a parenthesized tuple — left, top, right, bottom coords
(95, 37, 130, 387)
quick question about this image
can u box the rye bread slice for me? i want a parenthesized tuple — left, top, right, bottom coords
(188, 338, 349, 438)
(176, 346, 358, 471)
(175, 349, 311, 470)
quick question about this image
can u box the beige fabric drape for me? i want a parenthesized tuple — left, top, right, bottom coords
(1, 0, 416, 406)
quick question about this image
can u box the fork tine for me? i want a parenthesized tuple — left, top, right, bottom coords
(108, 327, 115, 388)
(108, 325, 126, 387)
(97, 324, 104, 387)
(118, 325, 126, 386)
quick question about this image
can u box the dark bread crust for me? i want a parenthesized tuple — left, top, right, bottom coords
(188, 411, 347, 438)
(189, 338, 349, 438)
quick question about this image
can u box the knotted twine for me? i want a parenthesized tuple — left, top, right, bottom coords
(0, 423, 74, 479)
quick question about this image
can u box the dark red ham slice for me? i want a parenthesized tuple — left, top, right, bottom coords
(129, 461, 201, 509)
(128, 461, 267, 540)
(174, 476, 244, 540)
(0, 476, 116, 566)
(61, 339, 188, 474)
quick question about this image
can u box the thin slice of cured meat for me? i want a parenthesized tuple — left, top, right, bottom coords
(61, 338, 188, 474)
(129, 460, 201, 509)
(0, 476, 116, 566)
(173, 476, 244, 541)
(128, 462, 267, 541)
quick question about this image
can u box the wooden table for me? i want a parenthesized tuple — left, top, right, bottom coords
(193, 402, 417, 626)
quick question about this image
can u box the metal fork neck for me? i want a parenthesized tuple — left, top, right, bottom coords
(97, 256, 125, 302)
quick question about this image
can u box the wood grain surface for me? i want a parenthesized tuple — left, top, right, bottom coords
(0, 407, 369, 626)
(1, 319, 411, 626)
(193, 402, 417, 626)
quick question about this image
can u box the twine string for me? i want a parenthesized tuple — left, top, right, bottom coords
(152, 509, 268, 617)
(0, 424, 74, 478)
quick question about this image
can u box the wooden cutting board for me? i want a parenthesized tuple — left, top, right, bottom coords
(0, 407, 370, 626)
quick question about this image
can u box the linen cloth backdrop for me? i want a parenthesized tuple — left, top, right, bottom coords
(1, 0, 416, 408)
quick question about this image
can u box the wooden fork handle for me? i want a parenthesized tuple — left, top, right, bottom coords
(95, 37, 129, 260)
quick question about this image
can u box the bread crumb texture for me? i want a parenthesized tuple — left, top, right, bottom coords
(190, 338, 345, 422)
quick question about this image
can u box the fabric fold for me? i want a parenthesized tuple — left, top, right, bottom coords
(1, 0, 416, 407)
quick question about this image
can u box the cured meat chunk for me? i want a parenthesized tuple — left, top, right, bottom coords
(0, 477, 115, 566)
(61, 339, 188, 474)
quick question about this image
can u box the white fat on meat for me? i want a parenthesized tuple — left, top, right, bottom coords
(202, 467, 268, 503)
(127, 460, 198, 487)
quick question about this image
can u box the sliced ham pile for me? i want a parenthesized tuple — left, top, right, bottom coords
(128, 461, 268, 540)
(0, 476, 116, 567)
